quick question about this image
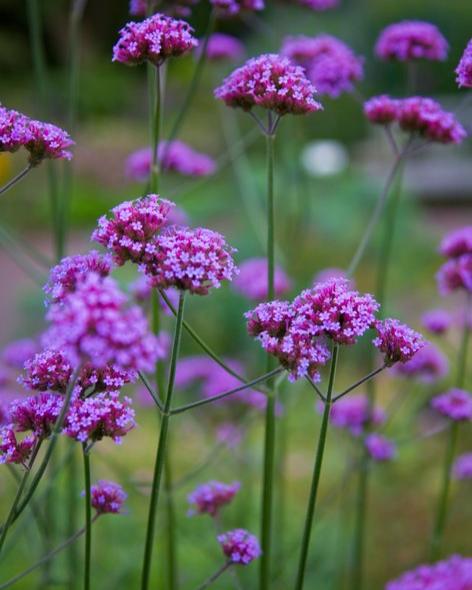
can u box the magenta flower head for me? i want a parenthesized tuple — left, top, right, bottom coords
(210, 0, 264, 18)
(385, 555, 472, 590)
(437, 256, 472, 295)
(205, 33, 245, 62)
(375, 21, 448, 62)
(143, 226, 238, 295)
(2, 338, 38, 369)
(92, 195, 174, 266)
(20, 349, 72, 393)
(9, 393, 62, 438)
(214, 54, 322, 119)
(391, 343, 448, 384)
(188, 480, 240, 517)
(129, 0, 147, 16)
(453, 453, 472, 480)
(234, 258, 291, 301)
(456, 39, 472, 88)
(439, 226, 472, 259)
(0, 106, 30, 153)
(217, 529, 261, 565)
(294, 0, 339, 10)
(373, 319, 425, 366)
(0, 426, 35, 466)
(421, 309, 452, 335)
(326, 394, 385, 436)
(113, 13, 198, 67)
(431, 388, 472, 422)
(89, 480, 127, 514)
(365, 433, 396, 462)
(364, 95, 400, 125)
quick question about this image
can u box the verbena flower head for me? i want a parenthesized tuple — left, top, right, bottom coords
(64, 392, 136, 444)
(210, 0, 264, 18)
(214, 54, 322, 117)
(437, 255, 472, 295)
(281, 35, 364, 98)
(9, 393, 62, 438)
(365, 433, 396, 462)
(431, 389, 472, 422)
(0, 106, 29, 153)
(456, 39, 472, 88)
(327, 394, 385, 436)
(90, 480, 127, 514)
(44, 251, 113, 304)
(233, 257, 291, 301)
(217, 529, 261, 564)
(205, 33, 244, 61)
(421, 309, 452, 335)
(0, 426, 35, 465)
(188, 480, 240, 516)
(364, 95, 400, 125)
(92, 195, 174, 266)
(78, 363, 137, 395)
(373, 319, 425, 366)
(385, 555, 472, 590)
(2, 338, 38, 369)
(113, 13, 198, 67)
(439, 226, 472, 259)
(294, 0, 339, 10)
(391, 343, 448, 383)
(20, 349, 72, 393)
(375, 21, 448, 62)
(143, 226, 238, 295)
(453, 453, 472, 480)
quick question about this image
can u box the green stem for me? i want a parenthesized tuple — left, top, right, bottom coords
(333, 365, 386, 403)
(164, 447, 177, 590)
(82, 446, 92, 590)
(351, 441, 369, 589)
(141, 292, 186, 590)
(294, 345, 339, 590)
(150, 65, 162, 193)
(66, 441, 80, 590)
(0, 165, 33, 197)
(196, 562, 231, 590)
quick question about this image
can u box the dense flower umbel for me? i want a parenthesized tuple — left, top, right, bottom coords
(326, 395, 385, 436)
(78, 364, 137, 395)
(453, 453, 472, 480)
(214, 54, 322, 117)
(90, 480, 127, 514)
(375, 21, 448, 62)
(365, 434, 396, 462)
(143, 226, 238, 295)
(364, 96, 400, 125)
(205, 33, 245, 62)
(391, 343, 448, 384)
(294, 0, 338, 10)
(112, 13, 198, 67)
(437, 255, 472, 295)
(385, 555, 472, 590)
(421, 309, 452, 335)
(217, 529, 261, 564)
(2, 338, 38, 369)
(9, 393, 62, 438)
(373, 319, 425, 366)
(234, 258, 291, 301)
(0, 426, 35, 465)
(456, 40, 472, 88)
(431, 389, 472, 422)
(210, 0, 264, 18)
(64, 392, 136, 444)
(92, 195, 174, 266)
(281, 35, 363, 98)
(439, 226, 472, 259)
(188, 480, 240, 516)
(20, 350, 72, 393)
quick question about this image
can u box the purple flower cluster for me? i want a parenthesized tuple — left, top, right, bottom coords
(385, 555, 472, 590)
(113, 13, 198, 67)
(233, 258, 291, 301)
(281, 35, 363, 98)
(143, 226, 238, 295)
(364, 95, 400, 125)
(365, 433, 396, 462)
(326, 394, 385, 436)
(217, 529, 261, 564)
(210, 0, 264, 18)
(373, 319, 425, 366)
(456, 39, 472, 88)
(215, 54, 322, 117)
(421, 308, 451, 335)
(391, 343, 448, 383)
(92, 195, 174, 266)
(0, 426, 35, 466)
(20, 350, 72, 393)
(9, 393, 62, 438)
(188, 480, 240, 516)
(2, 338, 38, 369)
(205, 33, 245, 62)
(0, 104, 73, 165)
(431, 389, 472, 422)
(90, 480, 127, 514)
(437, 226, 472, 295)
(375, 21, 448, 62)
(453, 453, 472, 480)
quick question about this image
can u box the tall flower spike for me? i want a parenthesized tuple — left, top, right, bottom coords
(456, 39, 472, 88)
(188, 481, 240, 516)
(90, 480, 127, 514)
(373, 319, 425, 366)
(217, 529, 261, 565)
(375, 21, 448, 62)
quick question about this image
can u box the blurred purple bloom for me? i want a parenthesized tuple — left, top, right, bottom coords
(385, 555, 472, 590)
(456, 39, 472, 88)
(234, 258, 291, 301)
(375, 21, 448, 62)
(217, 529, 261, 564)
(217, 423, 243, 448)
(205, 33, 245, 61)
(364, 95, 400, 125)
(188, 480, 240, 516)
(365, 433, 396, 462)
(453, 453, 472, 480)
(431, 389, 472, 422)
(326, 394, 385, 436)
(2, 339, 38, 369)
(439, 226, 472, 259)
(391, 343, 448, 383)
(210, 0, 264, 18)
(421, 309, 452, 335)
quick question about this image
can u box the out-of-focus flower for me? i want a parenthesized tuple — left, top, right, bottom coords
(431, 389, 472, 422)
(210, 0, 264, 18)
(456, 39, 472, 88)
(233, 258, 291, 300)
(365, 433, 396, 462)
(90, 480, 127, 514)
(437, 255, 472, 295)
(0, 426, 35, 465)
(391, 343, 448, 383)
(421, 309, 452, 335)
(373, 319, 425, 366)
(313, 267, 351, 285)
(364, 95, 400, 125)
(204, 33, 245, 61)
(129, 276, 180, 315)
(188, 480, 240, 516)
(385, 555, 472, 590)
(129, 0, 198, 17)
(217, 529, 261, 564)
(326, 394, 385, 436)
(439, 226, 472, 259)
(375, 21, 448, 62)
(453, 453, 472, 480)
(2, 339, 38, 369)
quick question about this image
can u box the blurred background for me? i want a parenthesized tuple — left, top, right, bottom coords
(0, 0, 471, 588)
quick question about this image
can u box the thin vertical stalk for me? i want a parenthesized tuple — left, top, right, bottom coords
(141, 292, 186, 590)
(294, 345, 339, 590)
(82, 446, 91, 590)
(164, 452, 178, 590)
(150, 65, 162, 193)
(196, 562, 231, 590)
(351, 441, 369, 589)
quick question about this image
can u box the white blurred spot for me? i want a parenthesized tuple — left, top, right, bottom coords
(301, 140, 349, 177)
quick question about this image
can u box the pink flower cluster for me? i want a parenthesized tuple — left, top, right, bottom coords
(9, 393, 62, 438)
(391, 343, 448, 383)
(0, 426, 35, 466)
(456, 39, 472, 88)
(364, 95, 399, 125)
(385, 555, 472, 590)
(421, 309, 451, 335)
(143, 226, 238, 295)
(437, 226, 472, 295)
(215, 54, 322, 117)
(431, 389, 472, 422)
(90, 480, 127, 514)
(373, 319, 425, 366)
(210, 0, 264, 18)
(365, 433, 396, 462)
(233, 257, 291, 301)
(281, 35, 363, 98)
(375, 20, 448, 62)
(20, 349, 72, 393)
(0, 104, 73, 165)
(453, 453, 472, 480)
(113, 13, 198, 67)
(188, 480, 240, 516)
(217, 529, 261, 564)
(204, 33, 245, 62)
(326, 394, 385, 436)
(92, 195, 174, 266)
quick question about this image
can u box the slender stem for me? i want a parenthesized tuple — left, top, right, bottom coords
(0, 165, 33, 197)
(164, 443, 177, 590)
(333, 365, 386, 403)
(141, 292, 186, 590)
(306, 377, 326, 402)
(82, 446, 92, 590)
(138, 371, 164, 411)
(294, 345, 339, 590)
(351, 440, 369, 589)
(196, 562, 232, 590)
(150, 65, 162, 193)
